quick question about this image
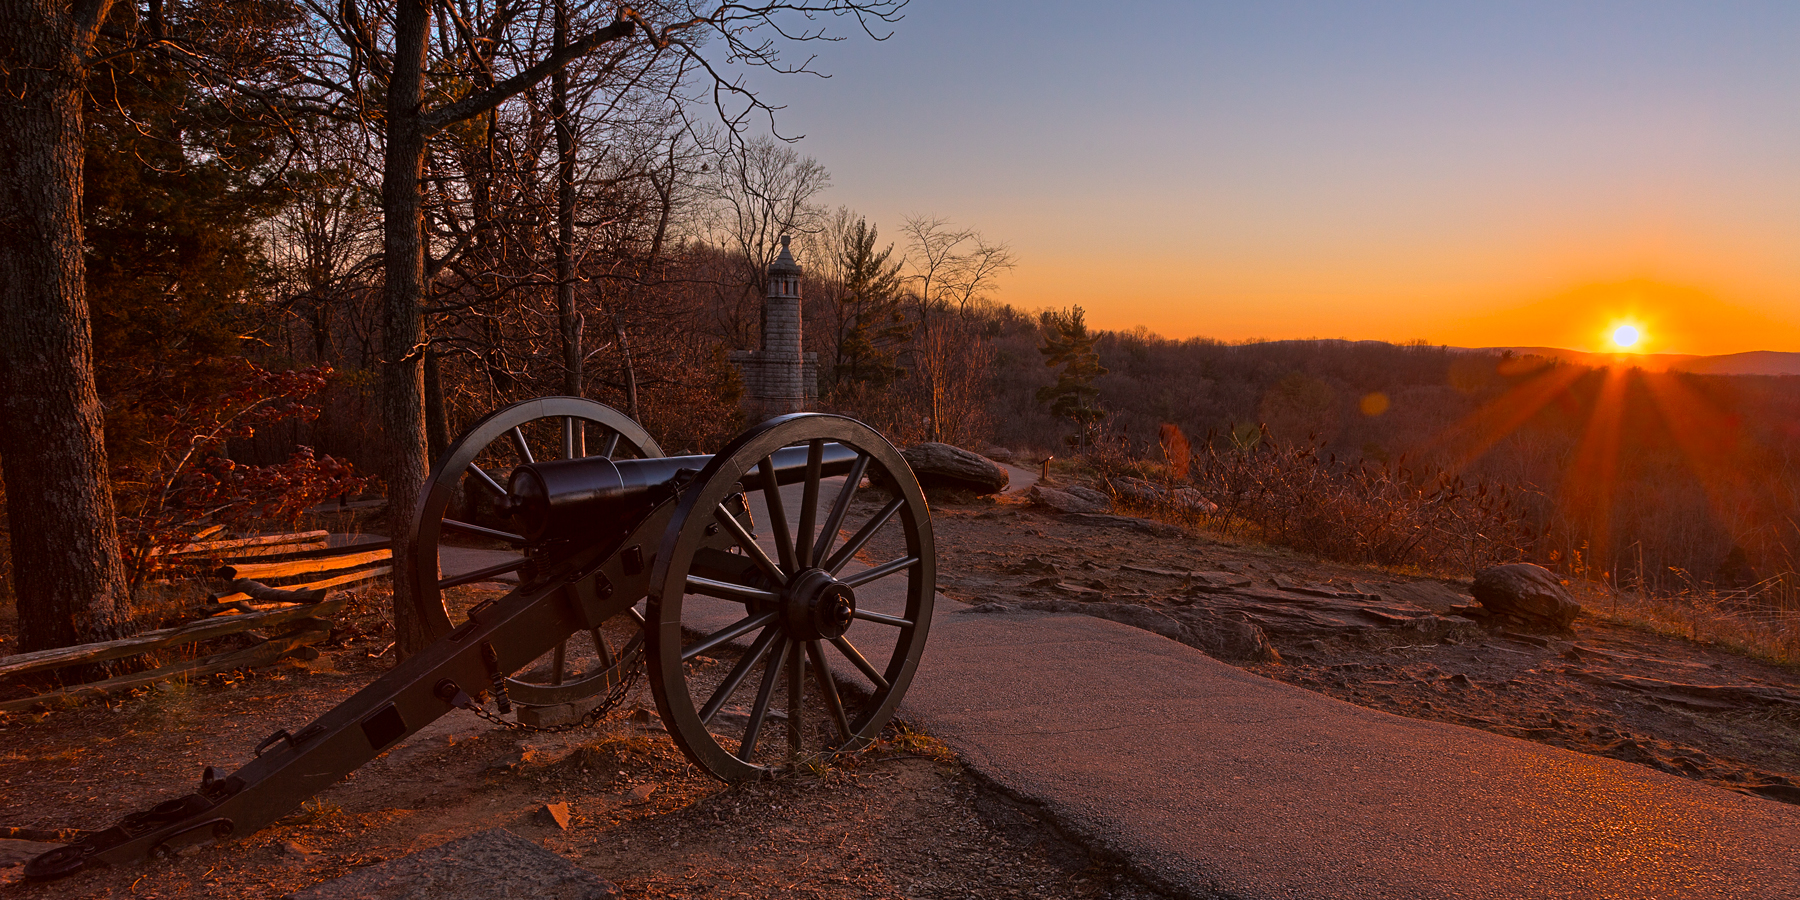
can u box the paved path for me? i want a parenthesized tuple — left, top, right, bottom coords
(904, 604, 1800, 900)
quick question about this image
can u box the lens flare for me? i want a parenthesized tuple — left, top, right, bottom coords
(1612, 325, 1641, 349)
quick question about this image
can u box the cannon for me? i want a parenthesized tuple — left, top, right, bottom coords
(26, 400, 935, 880)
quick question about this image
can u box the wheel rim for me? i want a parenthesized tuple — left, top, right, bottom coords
(647, 414, 935, 781)
(409, 397, 661, 708)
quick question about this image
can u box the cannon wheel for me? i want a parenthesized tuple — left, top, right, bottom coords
(648, 414, 935, 781)
(410, 397, 662, 710)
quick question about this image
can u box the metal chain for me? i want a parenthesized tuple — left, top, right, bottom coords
(460, 658, 642, 735)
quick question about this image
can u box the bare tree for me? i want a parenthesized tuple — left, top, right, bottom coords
(697, 133, 830, 348)
(898, 215, 1014, 442)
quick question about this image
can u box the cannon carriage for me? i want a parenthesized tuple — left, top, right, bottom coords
(26, 399, 935, 880)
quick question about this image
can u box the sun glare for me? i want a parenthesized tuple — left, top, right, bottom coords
(1612, 325, 1641, 349)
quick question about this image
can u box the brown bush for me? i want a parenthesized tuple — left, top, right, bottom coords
(1186, 426, 1538, 573)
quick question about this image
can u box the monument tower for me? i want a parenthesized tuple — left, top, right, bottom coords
(730, 234, 817, 418)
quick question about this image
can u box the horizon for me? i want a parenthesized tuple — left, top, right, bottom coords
(752, 1, 1800, 357)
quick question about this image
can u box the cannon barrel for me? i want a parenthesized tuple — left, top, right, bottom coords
(507, 441, 859, 542)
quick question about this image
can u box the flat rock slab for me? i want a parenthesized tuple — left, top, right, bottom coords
(903, 605, 1800, 900)
(0, 839, 57, 869)
(287, 828, 617, 900)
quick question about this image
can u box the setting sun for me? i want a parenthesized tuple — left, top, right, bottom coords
(1612, 325, 1641, 349)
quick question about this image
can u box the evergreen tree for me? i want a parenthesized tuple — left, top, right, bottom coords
(831, 217, 910, 392)
(1036, 306, 1107, 450)
(84, 50, 285, 471)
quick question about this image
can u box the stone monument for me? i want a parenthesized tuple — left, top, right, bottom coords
(730, 234, 817, 418)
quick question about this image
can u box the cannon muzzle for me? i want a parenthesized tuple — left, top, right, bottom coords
(506, 442, 858, 542)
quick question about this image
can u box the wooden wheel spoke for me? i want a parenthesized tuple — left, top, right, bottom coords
(757, 456, 796, 573)
(686, 575, 778, 605)
(649, 415, 931, 781)
(441, 518, 524, 545)
(417, 399, 660, 708)
(682, 610, 778, 662)
(740, 637, 791, 759)
(599, 431, 620, 459)
(467, 462, 507, 498)
(852, 609, 915, 628)
(715, 504, 785, 585)
(562, 417, 583, 459)
(437, 555, 526, 589)
(823, 497, 904, 575)
(843, 555, 919, 589)
(830, 635, 890, 692)
(795, 440, 824, 568)
(700, 625, 783, 725)
(805, 639, 852, 741)
(814, 454, 869, 569)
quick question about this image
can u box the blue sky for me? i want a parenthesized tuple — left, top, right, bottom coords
(735, 1, 1800, 353)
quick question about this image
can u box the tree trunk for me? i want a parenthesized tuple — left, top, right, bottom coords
(553, 0, 583, 398)
(382, 0, 437, 656)
(0, 0, 134, 652)
(423, 350, 449, 463)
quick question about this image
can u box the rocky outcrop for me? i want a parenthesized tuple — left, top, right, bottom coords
(1108, 476, 1163, 506)
(1472, 564, 1581, 629)
(1170, 488, 1218, 514)
(980, 599, 1282, 664)
(902, 443, 1010, 494)
(1028, 484, 1111, 513)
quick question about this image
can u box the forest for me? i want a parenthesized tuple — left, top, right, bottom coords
(3, 0, 1798, 658)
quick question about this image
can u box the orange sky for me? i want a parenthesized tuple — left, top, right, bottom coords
(1009, 267, 1800, 357)
(771, 3, 1800, 357)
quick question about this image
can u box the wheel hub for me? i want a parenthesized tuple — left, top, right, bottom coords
(784, 568, 857, 640)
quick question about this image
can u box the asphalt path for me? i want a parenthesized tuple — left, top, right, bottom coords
(904, 604, 1800, 900)
(434, 458, 1800, 899)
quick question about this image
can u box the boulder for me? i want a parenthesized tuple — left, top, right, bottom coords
(902, 443, 1010, 494)
(1170, 487, 1218, 514)
(1471, 564, 1580, 629)
(1107, 476, 1164, 506)
(1028, 484, 1111, 514)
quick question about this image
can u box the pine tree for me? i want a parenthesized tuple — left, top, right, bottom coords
(831, 218, 910, 392)
(1036, 306, 1107, 450)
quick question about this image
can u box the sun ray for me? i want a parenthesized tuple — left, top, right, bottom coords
(1560, 365, 1630, 571)
(1640, 371, 1752, 533)
(1430, 362, 1589, 473)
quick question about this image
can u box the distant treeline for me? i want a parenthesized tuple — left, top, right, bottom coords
(981, 328, 1800, 595)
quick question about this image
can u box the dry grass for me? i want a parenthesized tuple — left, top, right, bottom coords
(1092, 430, 1536, 575)
(1082, 425, 1800, 668)
(1574, 580, 1800, 666)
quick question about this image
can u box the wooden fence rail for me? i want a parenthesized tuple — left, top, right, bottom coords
(0, 531, 392, 713)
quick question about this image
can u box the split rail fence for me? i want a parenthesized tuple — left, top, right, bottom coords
(0, 531, 391, 713)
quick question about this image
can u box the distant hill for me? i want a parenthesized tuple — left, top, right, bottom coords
(1668, 350, 1800, 376)
(1475, 346, 1800, 376)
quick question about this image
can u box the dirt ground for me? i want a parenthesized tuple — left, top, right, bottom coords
(927, 492, 1800, 805)
(1, 487, 1796, 898)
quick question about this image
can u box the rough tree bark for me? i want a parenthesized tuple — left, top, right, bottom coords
(381, 0, 436, 656)
(0, 0, 136, 652)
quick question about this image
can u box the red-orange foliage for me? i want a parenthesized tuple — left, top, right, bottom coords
(112, 361, 372, 592)
(1159, 423, 1191, 482)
